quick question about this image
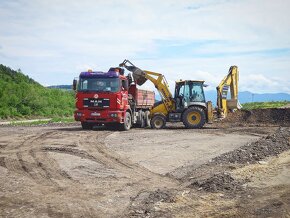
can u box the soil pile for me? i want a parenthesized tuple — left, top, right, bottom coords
(128, 189, 175, 217)
(189, 172, 243, 192)
(222, 108, 290, 126)
(212, 127, 290, 164)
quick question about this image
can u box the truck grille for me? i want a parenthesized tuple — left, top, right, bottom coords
(83, 98, 110, 108)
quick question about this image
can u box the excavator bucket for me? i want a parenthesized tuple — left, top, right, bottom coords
(124, 65, 148, 86)
(119, 59, 148, 85)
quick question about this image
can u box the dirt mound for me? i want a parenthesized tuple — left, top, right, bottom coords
(189, 172, 243, 192)
(222, 108, 290, 126)
(212, 127, 290, 164)
(127, 189, 175, 217)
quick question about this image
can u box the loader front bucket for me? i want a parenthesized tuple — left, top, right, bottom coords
(126, 66, 148, 86)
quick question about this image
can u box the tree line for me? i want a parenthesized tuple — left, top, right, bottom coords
(0, 64, 75, 119)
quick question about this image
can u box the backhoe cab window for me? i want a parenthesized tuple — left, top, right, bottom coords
(188, 82, 205, 102)
(78, 78, 120, 92)
(176, 82, 205, 103)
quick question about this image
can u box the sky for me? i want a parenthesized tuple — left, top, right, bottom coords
(0, 0, 290, 93)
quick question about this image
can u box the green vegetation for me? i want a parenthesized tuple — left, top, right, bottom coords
(0, 64, 75, 119)
(242, 101, 290, 110)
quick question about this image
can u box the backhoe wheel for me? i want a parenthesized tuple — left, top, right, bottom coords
(81, 122, 93, 130)
(150, 115, 166, 129)
(182, 107, 206, 129)
(144, 110, 151, 127)
(120, 112, 131, 131)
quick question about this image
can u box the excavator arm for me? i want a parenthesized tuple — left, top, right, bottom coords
(119, 59, 175, 114)
(216, 66, 241, 118)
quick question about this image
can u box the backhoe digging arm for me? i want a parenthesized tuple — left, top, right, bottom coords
(216, 66, 241, 118)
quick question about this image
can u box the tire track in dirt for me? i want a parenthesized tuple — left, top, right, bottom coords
(3, 131, 73, 186)
(0, 126, 179, 217)
(80, 131, 179, 182)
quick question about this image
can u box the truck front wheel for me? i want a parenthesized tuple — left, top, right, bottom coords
(150, 115, 166, 129)
(120, 112, 131, 131)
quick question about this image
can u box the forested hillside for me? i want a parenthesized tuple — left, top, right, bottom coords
(0, 64, 75, 119)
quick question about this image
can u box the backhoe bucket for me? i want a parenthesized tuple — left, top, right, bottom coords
(126, 66, 148, 86)
(227, 99, 242, 110)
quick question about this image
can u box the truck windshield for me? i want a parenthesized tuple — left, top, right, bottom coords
(78, 78, 120, 92)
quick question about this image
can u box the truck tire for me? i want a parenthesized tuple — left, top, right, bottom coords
(139, 111, 145, 128)
(81, 122, 93, 130)
(144, 111, 150, 127)
(120, 112, 131, 131)
(135, 111, 145, 128)
(182, 107, 206, 129)
(150, 114, 166, 129)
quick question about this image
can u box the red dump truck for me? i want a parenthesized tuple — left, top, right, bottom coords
(73, 67, 155, 130)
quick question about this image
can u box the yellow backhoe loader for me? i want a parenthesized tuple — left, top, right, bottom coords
(119, 59, 240, 129)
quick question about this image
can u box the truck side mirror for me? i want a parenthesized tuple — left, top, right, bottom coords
(122, 80, 128, 91)
(73, 79, 77, 91)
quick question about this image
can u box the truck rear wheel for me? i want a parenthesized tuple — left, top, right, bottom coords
(144, 111, 150, 127)
(120, 112, 131, 131)
(150, 115, 166, 129)
(81, 122, 93, 130)
(182, 107, 206, 129)
(139, 111, 145, 128)
(135, 111, 145, 128)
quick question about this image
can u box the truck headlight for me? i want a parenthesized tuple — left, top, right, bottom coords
(110, 113, 118, 117)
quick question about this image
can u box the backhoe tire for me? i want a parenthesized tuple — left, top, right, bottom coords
(150, 115, 166, 129)
(119, 112, 131, 131)
(81, 122, 93, 130)
(182, 107, 206, 129)
(144, 111, 151, 127)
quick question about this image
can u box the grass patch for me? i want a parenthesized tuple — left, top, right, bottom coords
(242, 101, 290, 110)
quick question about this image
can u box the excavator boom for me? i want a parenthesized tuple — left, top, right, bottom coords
(216, 66, 241, 118)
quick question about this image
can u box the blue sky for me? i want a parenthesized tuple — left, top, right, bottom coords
(0, 0, 290, 93)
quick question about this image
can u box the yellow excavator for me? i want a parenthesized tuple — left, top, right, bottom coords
(119, 59, 240, 129)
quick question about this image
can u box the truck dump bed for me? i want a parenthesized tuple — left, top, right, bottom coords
(129, 84, 155, 108)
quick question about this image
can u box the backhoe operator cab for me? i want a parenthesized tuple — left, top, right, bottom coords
(164, 80, 211, 128)
(175, 80, 206, 111)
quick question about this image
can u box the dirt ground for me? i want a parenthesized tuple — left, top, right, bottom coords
(0, 111, 289, 217)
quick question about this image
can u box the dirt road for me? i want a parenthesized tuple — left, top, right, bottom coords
(0, 124, 288, 217)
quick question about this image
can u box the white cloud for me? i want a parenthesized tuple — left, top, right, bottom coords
(0, 0, 289, 93)
(240, 74, 290, 93)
